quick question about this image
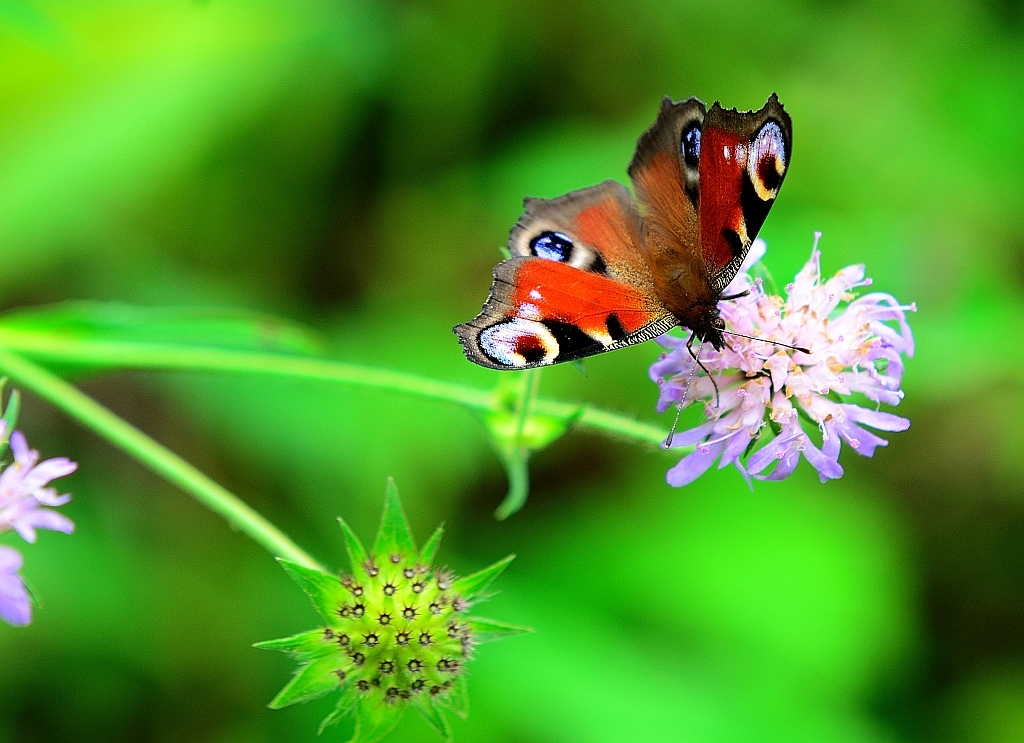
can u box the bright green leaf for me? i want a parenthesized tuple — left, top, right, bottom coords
(318, 684, 358, 734)
(371, 477, 417, 559)
(419, 524, 444, 565)
(277, 559, 346, 625)
(436, 676, 469, 720)
(467, 617, 533, 644)
(412, 695, 452, 740)
(493, 446, 530, 521)
(253, 629, 334, 657)
(480, 405, 573, 452)
(452, 554, 515, 599)
(0, 386, 18, 459)
(338, 517, 369, 575)
(0, 301, 324, 355)
(268, 655, 344, 709)
(347, 695, 403, 743)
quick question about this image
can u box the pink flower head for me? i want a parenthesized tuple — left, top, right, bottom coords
(0, 419, 78, 626)
(650, 235, 915, 486)
(0, 429, 76, 544)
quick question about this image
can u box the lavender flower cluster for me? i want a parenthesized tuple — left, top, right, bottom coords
(0, 426, 76, 626)
(650, 236, 915, 486)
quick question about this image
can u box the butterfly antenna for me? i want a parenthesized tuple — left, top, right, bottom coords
(664, 338, 705, 449)
(686, 337, 719, 407)
(724, 330, 810, 354)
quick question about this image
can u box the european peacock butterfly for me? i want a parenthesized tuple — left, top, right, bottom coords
(455, 94, 792, 370)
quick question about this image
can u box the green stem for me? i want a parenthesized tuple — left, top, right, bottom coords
(0, 329, 492, 409)
(0, 328, 673, 447)
(512, 369, 540, 445)
(0, 347, 324, 571)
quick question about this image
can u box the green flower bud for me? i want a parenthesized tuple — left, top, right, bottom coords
(256, 479, 530, 742)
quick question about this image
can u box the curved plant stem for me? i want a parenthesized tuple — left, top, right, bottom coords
(492, 369, 540, 521)
(0, 329, 493, 409)
(0, 329, 673, 448)
(0, 346, 324, 571)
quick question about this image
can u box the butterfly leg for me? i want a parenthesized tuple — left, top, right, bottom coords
(664, 335, 711, 449)
(719, 289, 751, 301)
(686, 333, 720, 408)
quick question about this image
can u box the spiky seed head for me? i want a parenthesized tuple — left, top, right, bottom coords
(257, 480, 529, 739)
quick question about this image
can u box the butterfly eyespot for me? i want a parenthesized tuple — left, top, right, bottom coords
(530, 231, 574, 262)
(479, 318, 558, 368)
(681, 122, 701, 167)
(748, 121, 786, 201)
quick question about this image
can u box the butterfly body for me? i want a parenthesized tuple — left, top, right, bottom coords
(456, 94, 792, 370)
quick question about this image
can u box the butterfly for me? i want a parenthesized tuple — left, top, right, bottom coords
(455, 94, 792, 370)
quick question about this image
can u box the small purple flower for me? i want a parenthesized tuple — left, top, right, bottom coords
(650, 235, 915, 485)
(0, 545, 30, 626)
(0, 429, 76, 543)
(0, 425, 77, 626)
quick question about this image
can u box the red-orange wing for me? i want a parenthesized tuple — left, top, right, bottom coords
(698, 95, 792, 292)
(455, 258, 674, 369)
(455, 181, 675, 369)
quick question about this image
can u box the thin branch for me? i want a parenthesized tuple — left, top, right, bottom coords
(0, 347, 324, 571)
(0, 328, 674, 448)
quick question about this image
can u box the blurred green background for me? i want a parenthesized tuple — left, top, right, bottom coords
(0, 0, 1022, 741)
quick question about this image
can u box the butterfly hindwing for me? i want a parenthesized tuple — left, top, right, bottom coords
(456, 182, 675, 370)
(627, 97, 706, 274)
(698, 94, 792, 292)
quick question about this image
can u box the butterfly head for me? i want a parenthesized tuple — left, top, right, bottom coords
(690, 306, 727, 351)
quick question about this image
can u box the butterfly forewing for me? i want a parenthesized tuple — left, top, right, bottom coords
(455, 182, 675, 370)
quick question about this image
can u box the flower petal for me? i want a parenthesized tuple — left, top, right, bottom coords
(10, 431, 33, 467)
(22, 458, 77, 490)
(840, 405, 910, 432)
(668, 420, 716, 448)
(802, 438, 844, 482)
(18, 509, 75, 536)
(837, 419, 890, 457)
(0, 546, 30, 626)
(666, 441, 725, 487)
(0, 545, 23, 573)
(762, 447, 801, 481)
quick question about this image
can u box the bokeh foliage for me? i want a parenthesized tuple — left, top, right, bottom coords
(0, 0, 1022, 741)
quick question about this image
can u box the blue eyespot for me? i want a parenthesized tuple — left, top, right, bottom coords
(681, 123, 701, 167)
(530, 231, 574, 262)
